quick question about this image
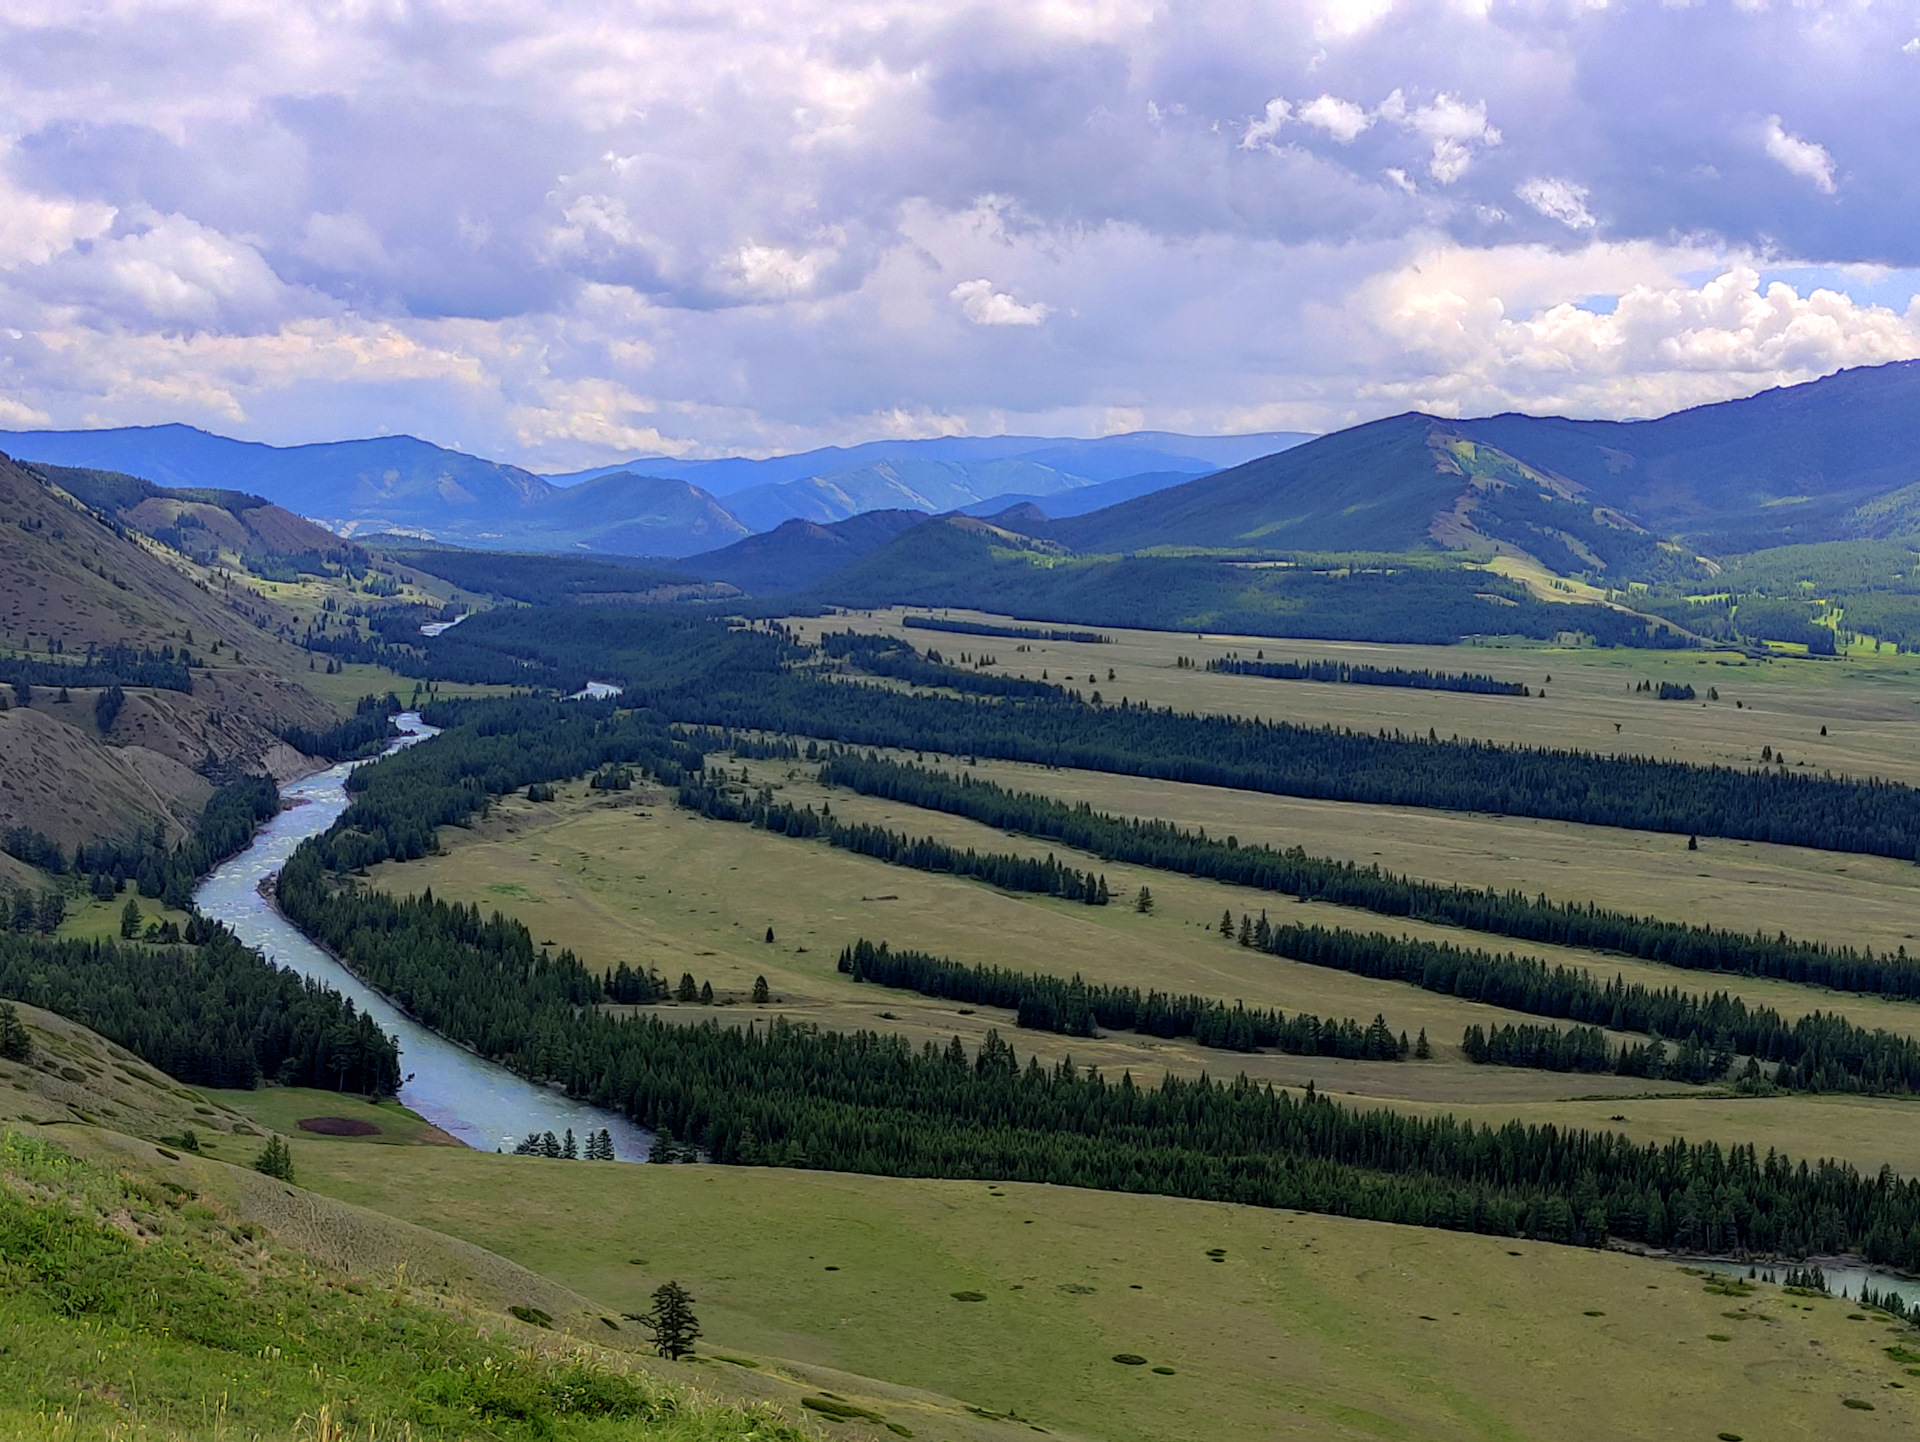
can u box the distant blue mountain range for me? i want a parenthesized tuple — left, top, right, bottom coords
(0, 422, 1308, 556)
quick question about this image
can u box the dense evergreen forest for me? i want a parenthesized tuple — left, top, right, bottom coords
(317, 696, 704, 870)
(2, 775, 281, 909)
(1460, 1021, 1719, 1080)
(1232, 917, 1920, 1093)
(278, 692, 401, 760)
(251, 849, 1920, 1264)
(838, 937, 1406, 1058)
(660, 673, 1920, 859)
(0, 926, 398, 1092)
(1205, 656, 1529, 696)
(815, 755, 1920, 997)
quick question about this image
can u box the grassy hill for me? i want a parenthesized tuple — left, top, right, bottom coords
(679, 509, 929, 594)
(0, 1003, 1074, 1442)
(795, 516, 1681, 646)
(1050, 414, 1462, 554)
(6, 999, 1914, 1441)
(1034, 362, 1920, 568)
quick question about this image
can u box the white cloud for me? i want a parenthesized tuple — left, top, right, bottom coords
(0, 167, 116, 269)
(1358, 247, 1920, 418)
(1380, 90, 1501, 183)
(724, 243, 831, 300)
(1239, 98, 1292, 150)
(1762, 116, 1837, 194)
(1517, 177, 1597, 229)
(1905, 36, 1920, 53)
(1298, 94, 1375, 143)
(950, 279, 1051, 326)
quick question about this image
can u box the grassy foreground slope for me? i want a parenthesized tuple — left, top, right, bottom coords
(0, 1002, 1075, 1442)
(296, 1137, 1920, 1442)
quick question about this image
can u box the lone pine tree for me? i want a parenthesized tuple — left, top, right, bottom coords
(634, 1281, 701, 1360)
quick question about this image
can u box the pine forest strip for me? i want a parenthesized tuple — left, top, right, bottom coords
(837, 937, 1408, 1060)
(676, 777, 1112, 907)
(1233, 915, 1920, 1092)
(1205, 656, 1529, 696)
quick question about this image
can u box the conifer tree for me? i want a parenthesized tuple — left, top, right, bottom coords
(1220, 909, 1234, 938)
(699, 981, 714, 1005)
(676, 972, 697, 1002)
(752, 975, 770, 1003)
(0, 1000, 30, 1061)
(563, 1127, 578, 1159)
(253, 1134, 295, 1182)
(1134, 886, 1153, 914)
(635, 1281, 701, 1359)
(1415, 1027, 1431, 1060)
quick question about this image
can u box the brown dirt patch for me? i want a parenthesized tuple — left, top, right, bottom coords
(297, 1115, 383, 1137)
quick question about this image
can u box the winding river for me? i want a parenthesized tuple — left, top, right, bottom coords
(194, 715, 653, 1162)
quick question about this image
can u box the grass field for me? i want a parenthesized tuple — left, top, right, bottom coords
(209, 1084, 462, 1147)
(367, 774, 1920, 1176)
(786, 607, 1920, 785)
(291, 1136, 1920, 1442)
(294, 658, 517, 713)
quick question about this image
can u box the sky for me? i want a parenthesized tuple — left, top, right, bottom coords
(2, 0, 1919, 468)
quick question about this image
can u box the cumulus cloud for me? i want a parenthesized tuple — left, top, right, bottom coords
(1762, 116, 1837, 194)
(1517, 177, 1597, 230)
(1380, 90, 1501, 184)
(1357, 249, 1920, 419)
(950, 279, 1051, 326)
(1298, 94, 1374, 143)
(1240, 97, 1292, 150)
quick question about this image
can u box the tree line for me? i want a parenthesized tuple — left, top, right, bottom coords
(0, 641, 198, 694)
(819, 631, 1063, 699)
(278, 692, 402, 760)
(313, 695, 705, 871)
(1205, 656, 1529, 696)
(814, 754, 1920, 999)
(373, 609, 1915, 857)
(902, 617, 1109, 644)
(837, 937, 1407, 1059)
(676, 778, 1111, 906)
(1461, 1022, 1725, 1081)
(1234, 913, 1920, 1094)
(0, 925, 398, 1092)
